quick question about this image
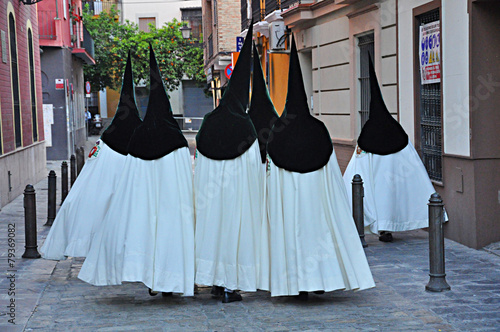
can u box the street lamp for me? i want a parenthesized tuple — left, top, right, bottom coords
(180, 23, 192, 40)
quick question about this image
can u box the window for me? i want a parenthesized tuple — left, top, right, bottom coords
(28, 29, 38, 142)
(214, 0, 218, 26)
(9, 13, 22, 148)
(357, 32, 374, 130)
(138, 17, 155, 33)
(181, 8, 202, 41)
(417, 9, 442, 182)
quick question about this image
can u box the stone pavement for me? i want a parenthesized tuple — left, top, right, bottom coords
(0, 134, 499, 331)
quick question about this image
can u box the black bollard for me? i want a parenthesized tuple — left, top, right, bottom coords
(45, 171, 57, 226)
(425, 193, 450, 292)
(76, 147, 84, 176)
(61, 161, 68, 205)
(22, 185, 41, 259)
(70, 154, 76, 187)
(79, 146, 85, 174)
(352, 174, 368, 248)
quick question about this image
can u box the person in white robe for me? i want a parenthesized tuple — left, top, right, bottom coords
(78, 46, 195, 296)
(247, 42, 279, 293)
(266, 36, 375, 300)
(194, 23, 265, 303)
(41, 52, 142, 260)
(343, 57, 446, 242)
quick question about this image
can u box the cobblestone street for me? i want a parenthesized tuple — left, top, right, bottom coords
(0, 135, 499, 331)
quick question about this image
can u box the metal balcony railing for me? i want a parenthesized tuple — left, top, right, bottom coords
(247, 0, 314, 25)
(82, 0, 119, 15)
(82, 25, 95, 58)
(39, 10, 57, 40)
(72, 23, 95, 58)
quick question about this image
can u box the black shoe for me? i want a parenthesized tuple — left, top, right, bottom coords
(211, 286, 224, 298)
(148, 288, 159, 296)
(295, 291, 308, 301)
(194, 284, 199, 295)
(222, 291, 242, 303)
(162, 292, 173, 297)
(379, 231, 393, 242)
(313, 290, 325, 295)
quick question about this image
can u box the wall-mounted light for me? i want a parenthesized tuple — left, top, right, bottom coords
(180, 23, 192, 40)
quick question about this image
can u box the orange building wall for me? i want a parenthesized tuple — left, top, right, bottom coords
(269, 52, 289, 116)
(106, 88, 120, 118)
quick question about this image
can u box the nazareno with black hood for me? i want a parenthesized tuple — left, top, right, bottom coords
(267, 35, 333, 173)
(248, 42, 279, 164)
(196, 22, 257, 160)
(356, 56, 408, 155)
(127, 45, 188, 160)
(100, 51, 143, 155)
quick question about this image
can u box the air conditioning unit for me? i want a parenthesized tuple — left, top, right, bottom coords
(269, 21, 286, 50)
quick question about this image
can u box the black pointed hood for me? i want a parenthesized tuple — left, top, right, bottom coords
(267, 35, 333, 173)
(357, 56, 408, 155)
(101, 51, 142, 155)
(127, 45, 188, 160)
(249, 42, 279, 163)
(196, 22, 257, 160)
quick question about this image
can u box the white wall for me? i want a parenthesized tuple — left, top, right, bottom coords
(99, 90, 108, 118)
(398, 0, 470, 155)
(442, 0, 470, 156)
(121, 0, 201, 26)
(398, 0, 434, 143)
(169, 82, 184, 115)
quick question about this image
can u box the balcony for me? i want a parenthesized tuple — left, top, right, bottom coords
(82, 0, 119, 16)
(247, 0, 315, 25)
(72, 23, 95, 65)
(39, 10, 56, 40)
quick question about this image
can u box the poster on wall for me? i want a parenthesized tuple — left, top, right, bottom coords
(419, 21, 440, 84)
(43, 104, 53, 147)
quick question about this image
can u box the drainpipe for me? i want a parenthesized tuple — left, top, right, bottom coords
(55, 0, 59, 19)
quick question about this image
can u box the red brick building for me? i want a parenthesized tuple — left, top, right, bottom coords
(0, 1, 46, 208)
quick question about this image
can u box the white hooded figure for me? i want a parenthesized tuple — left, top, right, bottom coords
(266, 36, 375, 299)
(78, 47, 195, 296)
(343, 57, 445, 242)
(41, 52, 142, 260)
(194, 23, 266, 303)
(247, 42, 280, 293)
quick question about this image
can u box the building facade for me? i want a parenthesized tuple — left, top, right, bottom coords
(243, 0, 499, 249)
(38, 0, 95, 160)
(202, 0, 245, 106)
(90, 0, 211, 129)
(0, 1, 46, 208)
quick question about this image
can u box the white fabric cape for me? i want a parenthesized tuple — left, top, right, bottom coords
(78, 147, 195, 296)
(267, 150, 375, 297)
(41, 140, 126, 260)
(343, 142, 443, 234)
(194, 141, 268, 292)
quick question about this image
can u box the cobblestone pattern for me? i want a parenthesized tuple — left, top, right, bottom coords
(0, 134, 499, 331)
(18, 232, 500, 331)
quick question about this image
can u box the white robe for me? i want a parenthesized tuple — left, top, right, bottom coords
(267, 150, 375, 297)
(78, 147, 195, 296)
(41, 140, 126, 260)
(194, 141, 267, 292)
(343, 142, 443, 234)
